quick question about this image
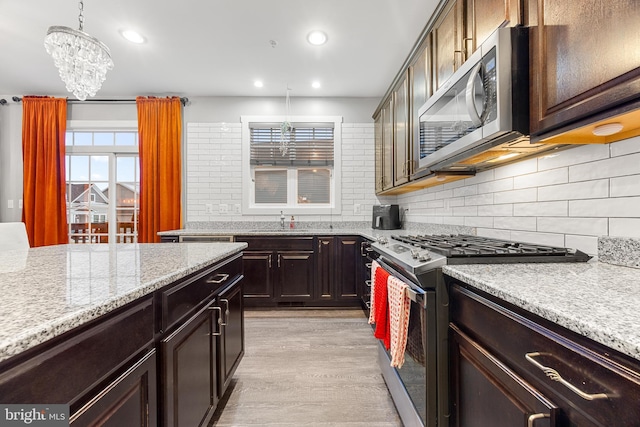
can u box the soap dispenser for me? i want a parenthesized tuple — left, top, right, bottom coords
(290, 216, 295, 229)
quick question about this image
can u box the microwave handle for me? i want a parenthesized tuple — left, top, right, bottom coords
(465, 61, 485, 127)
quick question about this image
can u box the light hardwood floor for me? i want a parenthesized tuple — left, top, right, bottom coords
(210, 309, 403, 426)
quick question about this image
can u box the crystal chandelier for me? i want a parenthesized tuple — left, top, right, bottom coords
(44, 1, 114, 101)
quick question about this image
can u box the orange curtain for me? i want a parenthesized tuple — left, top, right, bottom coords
(22, 96, 68, 247)
(136, 96, 183, 243)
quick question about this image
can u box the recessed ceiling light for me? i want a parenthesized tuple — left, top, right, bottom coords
(307, 31, 328, 46)
(592, 122, 624, 136)
(312, 81, 321, 89)
(121, 30, 145, 44)
(254, 80, 264, 88)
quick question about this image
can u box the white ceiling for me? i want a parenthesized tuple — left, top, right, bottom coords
(0, 0, 439, 99)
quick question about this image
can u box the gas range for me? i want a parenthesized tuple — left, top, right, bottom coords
(371, 234, 592, 280)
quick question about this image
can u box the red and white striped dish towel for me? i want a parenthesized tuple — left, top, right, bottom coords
(387, 276, 411, 368)
(367, 260, 381, 325)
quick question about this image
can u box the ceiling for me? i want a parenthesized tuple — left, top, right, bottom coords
(0, 0, 439, 100)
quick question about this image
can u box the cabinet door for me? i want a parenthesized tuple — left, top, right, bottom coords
(335, 237, 359, 300)
(316, 237, 334, 300)
(409, 35, 432, 177)
(529, 0, 640, 135)
(432, 0, 464, 91)
(162, 301, 218, 427)
(465, 0, 520, 55)
(71, 350, 157, 427)
(374, 112, 384, 194)
(216, 279, 244, 396)
(450, 325, 558, 427)
(275, 251, 315, 300)
(393, 74, 410, 186)
(241, 250, 274, 300)
(381, 97, 394, 191)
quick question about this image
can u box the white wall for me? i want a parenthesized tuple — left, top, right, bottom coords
(397, 136, 640, 255)
(0, 102, 24, 222)
(184, 121, 385, 223)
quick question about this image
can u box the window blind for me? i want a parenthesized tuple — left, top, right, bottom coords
(250, 122, 334, 166)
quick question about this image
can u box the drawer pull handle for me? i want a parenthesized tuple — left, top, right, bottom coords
(209, 306, 222, 336)
(207, 273, 230, 284)
(220, 298, 230, 325)
(365, 263, 372, 269)
(527, 413, 549, 427)
(365, 280, 372, 287)
(525, 352, 609, 400)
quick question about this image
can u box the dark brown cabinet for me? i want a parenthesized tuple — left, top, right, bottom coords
(393, 73, 410, 186)
(236, 236, 315, 306)
(216, 279, 244, 397)
(464, 0, 520, 55)
(450, 325, 558, 427)
(334, 236, 360, 302)
(431, 0, 464, 91)
(448, 279, 640, 427)
(528, 0, 640, 138)
(316, 237, 335, 301)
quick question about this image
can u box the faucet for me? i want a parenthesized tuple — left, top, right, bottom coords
(280, 211, 285, 229)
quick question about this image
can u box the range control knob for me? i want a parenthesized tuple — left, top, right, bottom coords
(417, 251, 431, 262)
(376, 236, 388, 245)
(410, 249, 421, 259)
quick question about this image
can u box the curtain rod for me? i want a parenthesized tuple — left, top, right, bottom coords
(4, 96, 190, 106)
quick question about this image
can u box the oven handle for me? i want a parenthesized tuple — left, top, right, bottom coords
(405, 286, 422, 303)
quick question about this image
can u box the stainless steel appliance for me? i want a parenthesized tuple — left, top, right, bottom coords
(414, 27, 563, 177)
(370, 234, 591, 427)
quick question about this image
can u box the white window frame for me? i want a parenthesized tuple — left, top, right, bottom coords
(241, 115, 342, 216)
(66, 120, 139, 242)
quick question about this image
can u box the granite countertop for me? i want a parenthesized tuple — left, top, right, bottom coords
(443, 261, 640, 362)
(0, 242, 247, 363)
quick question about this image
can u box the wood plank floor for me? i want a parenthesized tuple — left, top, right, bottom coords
(209, 309, 403, 426)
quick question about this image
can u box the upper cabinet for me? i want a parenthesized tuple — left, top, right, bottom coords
(431, 0, 465, 91)
(528, 0, 640, 140)
(393, 73, 410, 187)
(465, 0, 521, 54)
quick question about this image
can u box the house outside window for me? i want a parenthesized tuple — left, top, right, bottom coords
(65, 121, 139, 243)
(241, 116, 342, 215)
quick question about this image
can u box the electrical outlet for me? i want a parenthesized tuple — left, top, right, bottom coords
(219, 204, 229, 214)
(7, 200, 13, 209)
(233, 204, 241, 214)
(353, 204, 361, 214)
(205, 204, 213, 214)
(19, 199, 23, 209)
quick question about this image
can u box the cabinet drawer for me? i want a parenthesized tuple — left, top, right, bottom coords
(0, 297, 154, 408)
(161, 253, 242, 331)
(235, 236, 314, 251)
(450, 283, 640, 426)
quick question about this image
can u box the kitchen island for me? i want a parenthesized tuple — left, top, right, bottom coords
(0, 242, 247, 426)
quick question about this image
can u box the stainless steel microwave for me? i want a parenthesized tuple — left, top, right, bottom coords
(415, 27, 529, 173)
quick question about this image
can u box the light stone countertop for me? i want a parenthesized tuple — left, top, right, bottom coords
(0, 242, 247, 363)
(443, 261, 640, 362)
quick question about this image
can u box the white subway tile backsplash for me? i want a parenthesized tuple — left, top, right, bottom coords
(569, 197, 640, 218)
(513, 201, 568, 217)
(609, 218, 640, 238)
(509, 231, 565, 248)
(476, 228, 512, 240)
(569, 152, 640, 181)
(513, 168, 568, 189)
(564, 235, 598, 255)
(453, 206, 478, 217)
(610, 135, 640, 157)
(493, 188, 537, 204)
(537, 217, 608, 236)
(453, 185, 478, 197)
(478, 204, 513, 217)
(494, 216, 537, 231)
(477, 178, 513, 194)
(610, 175, 640, 197)
(464, 193, 494, 206)
(538, 143, 610, 171)
(538, 179, 609, 201)
(464, 216, 494, 228)
(494, 158, 538, 179)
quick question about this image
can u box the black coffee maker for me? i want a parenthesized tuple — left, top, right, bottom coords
(372, 204, 401, 230)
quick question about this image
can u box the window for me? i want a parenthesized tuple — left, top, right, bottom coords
(242, 116, 342, 215)
(65, 121, 140, 243)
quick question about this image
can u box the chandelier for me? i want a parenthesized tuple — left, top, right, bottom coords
(279, 87, 292, 156)
(44, 1, 114, 101)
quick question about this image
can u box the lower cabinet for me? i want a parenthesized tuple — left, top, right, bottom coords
(162, 299, 220, 427)
(448, 280, 640, 427)
(71, 350, 157, 427)
(216, 278, 245, 397)
(450, 325, 558, 427)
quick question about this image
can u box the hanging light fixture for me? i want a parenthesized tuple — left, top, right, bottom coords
(44, 0, 114, 101)
(279, 86, 293, 156)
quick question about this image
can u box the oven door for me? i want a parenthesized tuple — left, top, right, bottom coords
(376, 260, 438, 427)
